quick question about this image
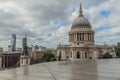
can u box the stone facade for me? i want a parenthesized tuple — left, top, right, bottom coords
(57, 4, 115, 60)
(29, 51, 43, 61)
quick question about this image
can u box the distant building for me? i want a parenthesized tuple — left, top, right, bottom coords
(51, 49, 57, 55)
(0, 47, 3, 52)
(29, 46, 57, 61)
(11, 34, 16, 51)
(57, 4, 115, 60)
(22, 37, 28, 55)
(22, 37, 27, 49)
(20, 36, 30, 67)
(8, 45, 12, 51)
(28, 47, 32, 53)
(29, 45, 46, 61)
(0, 52, 21, 68)
(29, 51, 43, 61)
(32, 45, 47, 52)
(16, 47, 22, 52)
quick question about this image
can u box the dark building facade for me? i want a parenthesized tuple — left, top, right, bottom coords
(0, 52, 21, 68)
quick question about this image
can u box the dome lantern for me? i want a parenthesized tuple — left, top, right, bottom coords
(79, 3, 83, 17)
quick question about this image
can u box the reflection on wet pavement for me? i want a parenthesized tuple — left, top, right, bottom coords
(0, 59, 120, 80)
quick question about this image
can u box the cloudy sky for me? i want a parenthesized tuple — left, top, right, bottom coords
(0, 0, 120, 49)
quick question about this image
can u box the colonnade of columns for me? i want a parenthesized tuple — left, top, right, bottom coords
(87, 33, 94, 41)
(70, 51, 88, 59)
(71, 26, 91, 31)
(69, 33, 94, 42)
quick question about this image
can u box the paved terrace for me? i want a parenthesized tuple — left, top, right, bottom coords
(0, 59, 120, 80)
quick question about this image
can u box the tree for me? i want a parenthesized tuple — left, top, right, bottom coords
(30, 59, 42, 65)
(114, 42, 120, 58)
(50, 57, 56, 61)
(42, 52, 56, 62)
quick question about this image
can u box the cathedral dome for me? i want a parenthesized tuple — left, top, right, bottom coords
(72, 16, 90, 26)
(72, 3, 91, 28)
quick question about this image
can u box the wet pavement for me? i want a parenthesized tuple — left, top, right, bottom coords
(0, 59, 120, 80)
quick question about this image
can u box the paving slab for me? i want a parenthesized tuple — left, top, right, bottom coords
(0, 59, 120, 80)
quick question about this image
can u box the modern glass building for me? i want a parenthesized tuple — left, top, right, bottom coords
(11, 34, 16, 51)
(22, 37, 28, 55)
(22, 37, 27, 48)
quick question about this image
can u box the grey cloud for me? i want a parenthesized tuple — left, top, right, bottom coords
(0, 0, 108, 48)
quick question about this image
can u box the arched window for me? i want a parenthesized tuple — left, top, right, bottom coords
(85, 52, 87, 58)
(77, 51, 80, 59)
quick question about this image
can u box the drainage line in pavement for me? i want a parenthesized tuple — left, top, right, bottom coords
(44, 64, 57, 80)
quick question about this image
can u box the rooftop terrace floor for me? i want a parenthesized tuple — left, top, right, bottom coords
(0, 59, 120, 80)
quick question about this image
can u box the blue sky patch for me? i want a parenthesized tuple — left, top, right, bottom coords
(95, 26, 112, 31)
(71, 7, 76, 12)
(100, 10, 111, 18)
(53, 21, 62, 27)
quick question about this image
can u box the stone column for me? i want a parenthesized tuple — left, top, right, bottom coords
(91, 34, 93, 40)
(81, 33, 83, 41)
(84, 33, 88, 41)
(80, 51, 82, 59)
(87, 33, 89, 41)
(83, 33, 84, 41)
(72, 34, 73, 41)
(74, 51, 76, 60)
(73, 51, 75, 59)
(88, 33, 89, 40)
(83, 33, 84, 40)
(75, 34, 77, 41)
(90, 33, 91, 40)
(72, 52, 74, 59)
(89, 33, 90, 41)
(84, 34, 85, 40)
(74, 34, 75, 41)
(80, 33, 81, 41)
(75, 52, 76, 59)
(71, 52, 73, 58)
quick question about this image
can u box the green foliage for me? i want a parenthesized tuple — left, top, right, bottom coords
(50, 57, 56, 61)
(30, 52, 56, 64)
(43, 52, 56, 62)
(117, 42, 120, 46)
(114, 44, 120, 58)
(30, 59, 35, 64)
(30, 59, 41, 65)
